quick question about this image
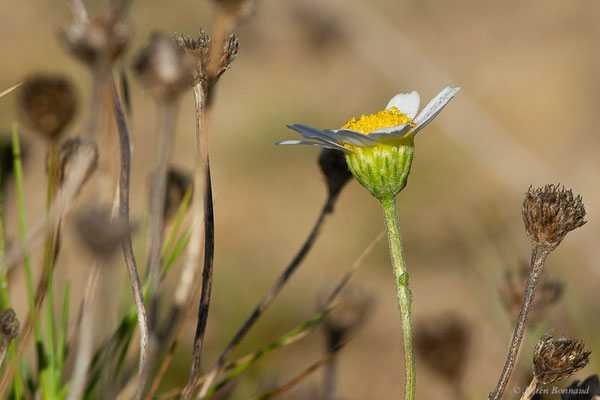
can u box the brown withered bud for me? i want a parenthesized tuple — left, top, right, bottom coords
(0, 309, 20, 339)
(19, 75, 77, 141)
(522, 185, 586, 251)
(57, 137, 99, 186)
(60, 16, 132, 67)
(133, 32, 196, 101)
(318, 149, 353, 212)
(215, 34, 239, 80)
(415, 314, 471, 383)
(319, 285, 374, 350)
(533, 331, 590, 386)
(74, 206, 133, 262)
(562, 375, 600, 400)
(499, 264, 563, 324)
(164, 167, 193, 220)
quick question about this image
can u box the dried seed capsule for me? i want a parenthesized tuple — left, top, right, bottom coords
(0, 309, 20, 339)
(533, 331, 590, 386)
(522, 185, 586, 250)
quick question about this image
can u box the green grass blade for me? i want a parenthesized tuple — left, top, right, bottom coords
(11, 124, 39, 341)
(56, 281, 70, 374)
(161, 229, 191, 280)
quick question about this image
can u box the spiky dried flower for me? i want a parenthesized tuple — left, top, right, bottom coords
(533, 331, 590, 385)
(0, 309, 20, 339)
(164, 167, 192, 220)
(522, 185, 586, 250)
(320, 285, 373, 349)
(415, 314, 471, 383)
(499, 264, 563, 324)
(318, 149, 353, 211)
(175, 30, 239, 86)
(562, 375, 600, 400)
(74, 206, 133, 262)
(133, 32, 196, 101)
(60, 16, 133, 67)
(19, 75, 77, 141)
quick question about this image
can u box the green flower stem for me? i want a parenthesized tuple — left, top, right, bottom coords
(379, 195, 415, 400)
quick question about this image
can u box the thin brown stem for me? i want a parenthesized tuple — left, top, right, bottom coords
(519, 376, 539, 400)
(197, 194, 335, 398)
(181, 165, 215, 400)
(251, 335, 356, 400)
(0, 338, 8, 367)
(489, 245, 550, 400)
(112, 78, 149, 400)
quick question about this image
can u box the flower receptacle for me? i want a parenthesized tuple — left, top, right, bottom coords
(344, 138, 415, 200)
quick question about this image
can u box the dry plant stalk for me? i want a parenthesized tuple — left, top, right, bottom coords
(489, 185, 586, 400)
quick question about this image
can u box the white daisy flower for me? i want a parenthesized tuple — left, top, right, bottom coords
(277, 87, 460, 152)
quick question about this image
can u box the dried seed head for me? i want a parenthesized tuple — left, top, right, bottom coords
(175, 30, 239, 86)
(319, 285, 374, 349)
(0, 308, 20, 339)
(215, 34, 239, 80)
(60, 16, 132, 67)
(415, 314, 471, 383)
(562, 375, 600, 400)
(533, 331, 590, 386)
(19, 75, 77, 141)
(133, 32, 196, 101)
(164, 167, 193, 220)
(74, 206, 133, 262)
(57, 137, 99, 187)
(522, 185, 586, 250)
(318, 149, 353, 210)
(175, 30, 211, 85)
(499, 264, 563, 324)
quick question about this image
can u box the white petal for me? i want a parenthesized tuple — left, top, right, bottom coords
(385, 91, 420, 119)
(367, 124, 412, 141)
(324, 129, 377, 146)
(276, 140, 351, 152)
(411, 87, 460, 135)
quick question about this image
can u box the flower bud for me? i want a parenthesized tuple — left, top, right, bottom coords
(318, 148, 352, 203)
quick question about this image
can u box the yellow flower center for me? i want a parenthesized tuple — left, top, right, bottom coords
(341, 107, 412, 134)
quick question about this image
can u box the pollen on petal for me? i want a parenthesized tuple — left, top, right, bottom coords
(341, 107, 412, 135)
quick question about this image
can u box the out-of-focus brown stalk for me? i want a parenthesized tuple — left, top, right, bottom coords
(66, 263, 100, 400)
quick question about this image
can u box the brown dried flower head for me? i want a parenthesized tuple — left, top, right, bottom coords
(60, 16, 133, 67)
(19, 75, 77, 141)
(522, 185, 586, 250)
(0, 308, 20, 339)
(415, 314, 471, 383)
(175, 30, 239, 86)
(75, 206, 133, 262)
(319, 285, 374, 349)
(133, 32, 196, 101)
(499, 264, 563, 324)
(164, 167, 193, 220)
(533, 331, 590, 385)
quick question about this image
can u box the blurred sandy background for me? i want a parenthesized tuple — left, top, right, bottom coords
(1, 0, 599, 398)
